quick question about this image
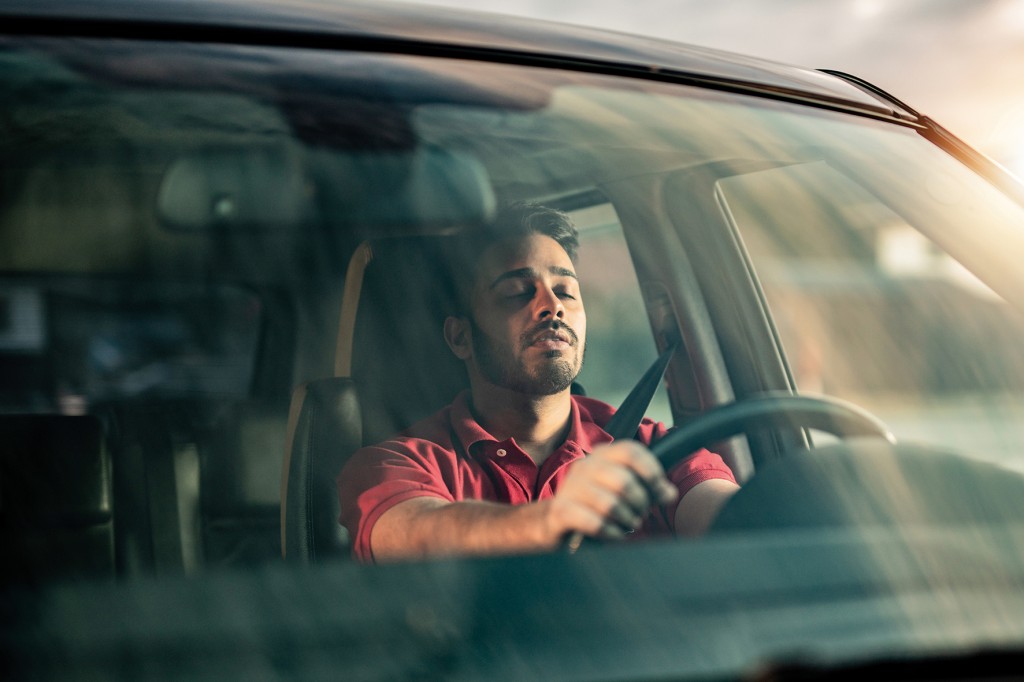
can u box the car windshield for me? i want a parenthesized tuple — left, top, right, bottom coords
(6, 35, 1024, 679)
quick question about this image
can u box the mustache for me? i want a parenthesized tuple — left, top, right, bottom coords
(522, 320, 579, 349)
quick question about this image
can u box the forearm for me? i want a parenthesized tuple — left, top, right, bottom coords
(370, 496, 559, 562)
(366, 441, 684, 562)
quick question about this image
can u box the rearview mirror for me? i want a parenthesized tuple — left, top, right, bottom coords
(157, 144, 495, 233)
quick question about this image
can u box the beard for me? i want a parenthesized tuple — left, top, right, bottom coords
(470, 318, 583, 396)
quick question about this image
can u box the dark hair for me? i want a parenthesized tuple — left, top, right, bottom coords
(445, 202, 580, 315)
(488, 202, 579, 262)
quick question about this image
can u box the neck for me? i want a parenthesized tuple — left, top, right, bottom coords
(468, 384, 573, 465)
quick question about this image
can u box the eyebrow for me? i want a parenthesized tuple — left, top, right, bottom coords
(488, 266, 578, 290)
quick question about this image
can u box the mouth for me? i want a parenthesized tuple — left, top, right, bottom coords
(532, 337, 570, 351)
(527, 328, 574, 351)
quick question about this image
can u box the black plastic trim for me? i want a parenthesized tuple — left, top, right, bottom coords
(3, 15, 926, 130)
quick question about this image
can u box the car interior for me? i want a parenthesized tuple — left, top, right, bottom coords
(7, 36, 1024, 591)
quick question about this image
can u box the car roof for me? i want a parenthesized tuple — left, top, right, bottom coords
(2, 0, 918, 122)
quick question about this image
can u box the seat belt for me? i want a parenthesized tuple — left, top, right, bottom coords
(602, 341, 678, 441)
(565, 341, 678, 553)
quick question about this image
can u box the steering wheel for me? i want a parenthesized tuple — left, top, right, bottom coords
(634, 391, 1024, 536)
(650, 392, 895, 471)
(644, 392, 902, 535)
(567, 392, 895, 552)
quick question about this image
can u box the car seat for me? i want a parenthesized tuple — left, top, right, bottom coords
(1, 414, 115, 585)
(280, 237, 467, 562)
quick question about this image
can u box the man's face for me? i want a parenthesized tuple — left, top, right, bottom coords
(463, 234, 587, 396)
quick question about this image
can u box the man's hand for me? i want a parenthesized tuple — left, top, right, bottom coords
(544, 441, 677, 543)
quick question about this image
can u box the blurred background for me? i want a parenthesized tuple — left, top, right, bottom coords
(401, 0, 1024, 177)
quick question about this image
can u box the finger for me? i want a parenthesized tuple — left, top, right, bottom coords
(607, 498, 644, 531)
(583, 485, 630, 522)
(600, 442, 678, 505)
(550, 493, 613, 538)
(628, 446, 679, 504)
(567, 482, 643, 533)
(635, 470, 678, 506)
(619, 472, 655, 517)
(596, 520, 630, 541)
(585, 460, 651, 516)
(565, 531, 585, 553)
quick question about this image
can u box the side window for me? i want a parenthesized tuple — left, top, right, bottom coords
(718, 163, 1024, 471)
(570, 203, 671, 425)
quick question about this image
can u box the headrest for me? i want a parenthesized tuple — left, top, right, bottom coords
(340, 237, 469, 445)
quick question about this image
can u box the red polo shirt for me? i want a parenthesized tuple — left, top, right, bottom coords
(338, 391, 736, 562)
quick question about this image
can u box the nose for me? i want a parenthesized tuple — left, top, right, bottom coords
(534, 285, 565, 321)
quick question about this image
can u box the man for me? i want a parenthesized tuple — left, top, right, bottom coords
(339, 204, 738, 562)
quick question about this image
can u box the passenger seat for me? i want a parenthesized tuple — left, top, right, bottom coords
(200, 402, 289, 567)
(0, 414, 114, 586)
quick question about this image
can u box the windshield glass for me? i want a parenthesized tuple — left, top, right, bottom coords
(5, 35, 1024, 679)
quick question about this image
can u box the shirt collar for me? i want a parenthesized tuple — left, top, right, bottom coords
(450, 390, 614, 457)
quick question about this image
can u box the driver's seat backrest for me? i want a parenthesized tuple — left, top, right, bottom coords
(281, 237, 467, 562)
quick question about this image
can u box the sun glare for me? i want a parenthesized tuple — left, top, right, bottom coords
(851, 0, 885, 20)
(1004, 152, 1024, 180)
(1001, 128, 1024, 178)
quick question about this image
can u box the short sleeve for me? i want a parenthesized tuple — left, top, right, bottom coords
(338, 441, 457, 562)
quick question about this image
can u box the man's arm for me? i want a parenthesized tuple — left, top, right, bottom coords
(369, 496, 558, 561)
(673, 478, 739, 537)
(369, 440, 677, 562)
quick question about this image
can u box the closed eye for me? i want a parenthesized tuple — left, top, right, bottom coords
(501, 286, 535, 301)
(554, 284, 579, 300)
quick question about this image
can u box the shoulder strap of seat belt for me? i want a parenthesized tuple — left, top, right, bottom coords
(602, 340, 678, 441)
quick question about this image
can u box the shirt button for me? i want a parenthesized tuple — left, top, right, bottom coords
(496, 448, 507, 457)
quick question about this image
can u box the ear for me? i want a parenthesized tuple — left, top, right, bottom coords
(444, 316, 473, 360)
